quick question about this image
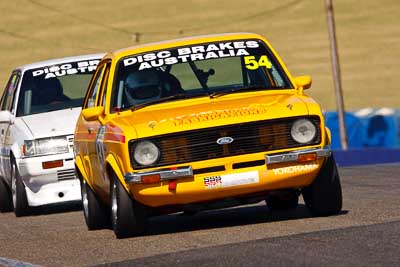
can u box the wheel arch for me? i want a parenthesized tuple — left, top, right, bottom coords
(74, 154, 88, 183)
(10, 141, 22, 160)
(105, 153, 130, 194)
(5, 146, 18, 185)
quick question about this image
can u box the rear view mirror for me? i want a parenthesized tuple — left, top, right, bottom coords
(294, 75, 312, 90)
(0, 111, 14, 123)
(82, 106, 104, 121)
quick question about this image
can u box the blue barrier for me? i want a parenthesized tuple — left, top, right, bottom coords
(355, 108, 399, 148)
(325, 109, 400, 166)
(324, 109, 400, 149)
(324, 111, 366, 149)
(333, 148, 400, 167)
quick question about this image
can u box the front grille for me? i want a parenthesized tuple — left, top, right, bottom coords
(57, 169, 77, 181)
(130, 116, 321, 169)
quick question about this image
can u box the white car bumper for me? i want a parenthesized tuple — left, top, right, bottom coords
(24, 179, 81, 207)
(17, 153, 81, 207)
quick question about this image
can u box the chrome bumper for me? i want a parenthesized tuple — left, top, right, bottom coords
(265, 147, 331, 164)
(125, 166, 193, 184)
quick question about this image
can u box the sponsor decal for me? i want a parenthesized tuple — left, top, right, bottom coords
(272, 163, 319, 175)
(32, 60, 100, 79)
(204, 176, 222, 189)
(173, 107, 267, 126)
(123, 41, 260, 70)
(204, 171, 259, 190)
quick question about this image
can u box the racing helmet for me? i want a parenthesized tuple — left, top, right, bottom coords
(124, 70, 162, 105)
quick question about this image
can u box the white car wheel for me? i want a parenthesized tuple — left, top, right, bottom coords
(11, 160, 28, 217)
(0, 177, 13, 212)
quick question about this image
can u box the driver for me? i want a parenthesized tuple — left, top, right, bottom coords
(124, 70, 162, 105)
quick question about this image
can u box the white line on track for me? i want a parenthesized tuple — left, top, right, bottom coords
(0, 256, 39, 267)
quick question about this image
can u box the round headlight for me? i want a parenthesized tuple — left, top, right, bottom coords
(133, 140, 160, 166)
(291, 119, 317, 144)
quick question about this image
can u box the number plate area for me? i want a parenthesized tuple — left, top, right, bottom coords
(203, 171, 259, 190)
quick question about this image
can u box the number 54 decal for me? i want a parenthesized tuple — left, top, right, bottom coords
(244, 55, 272, 70)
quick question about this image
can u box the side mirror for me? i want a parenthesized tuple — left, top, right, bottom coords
(294, 75, 312, 90)
(82, 106, 104, 121)
(0, 111, 14, 123)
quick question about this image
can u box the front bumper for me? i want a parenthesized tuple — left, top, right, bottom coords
(17, 152, 81, 206)
(125, 147, 331, 184)
(24, 179, 81, 207)
(125, 166, 193, 184)
(266, 147, 331, 164)
(125, 147, 332, 207)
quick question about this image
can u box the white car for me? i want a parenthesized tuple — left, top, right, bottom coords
(0, 53, 104, 216)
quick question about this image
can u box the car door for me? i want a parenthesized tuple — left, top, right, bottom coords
(0, 71, 20, 183)
(76, 61, 111, 195)
(76, 64, 105, 186)
(90, 61, 111, 194)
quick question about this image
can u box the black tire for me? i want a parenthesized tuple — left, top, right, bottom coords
(302, 155, 342, 216)
(11, 160, 29, 217)
(0, 177, 13, 212)
(182, 210, 198, 216)
(81, 178, 110, 230)
(266, 191, 299, 211)
(111, 173, 147, 239)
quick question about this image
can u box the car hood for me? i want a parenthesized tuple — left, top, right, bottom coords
(114, 92, 310, 139)
(21, 107, 82, 139)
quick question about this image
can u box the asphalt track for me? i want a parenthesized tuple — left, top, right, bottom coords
(0, 164, 399, 266)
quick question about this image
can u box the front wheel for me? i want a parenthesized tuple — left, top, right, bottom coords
(11, 160, 29, 217)
(81, 178, 110, 230)
(0, 177, 13, 212)
(110, 173, 147, 239)
(302, 155, 343, 216)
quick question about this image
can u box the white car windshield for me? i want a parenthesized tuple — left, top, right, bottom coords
(16, 59, 100, 116)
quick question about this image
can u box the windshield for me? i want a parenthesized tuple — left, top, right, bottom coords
(111, 39, 293, 112)
(16, 58, 100, 116)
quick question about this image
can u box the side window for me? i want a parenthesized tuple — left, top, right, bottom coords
(84, 64, 105, 109)
(1, 72, 20, 112)
(98, 63, 111, 107)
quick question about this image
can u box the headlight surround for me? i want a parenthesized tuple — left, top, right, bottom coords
(290, 119, 317, 144)
(23, 136, 69, 157)
(133, 140, 160, 166)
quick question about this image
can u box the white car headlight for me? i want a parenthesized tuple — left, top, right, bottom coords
(134, 140, 160, 166)
(23, 136, 69, 157)
(290, 119, 317, 144)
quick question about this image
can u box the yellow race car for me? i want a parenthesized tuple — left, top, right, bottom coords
(74, 33, 342, 238)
